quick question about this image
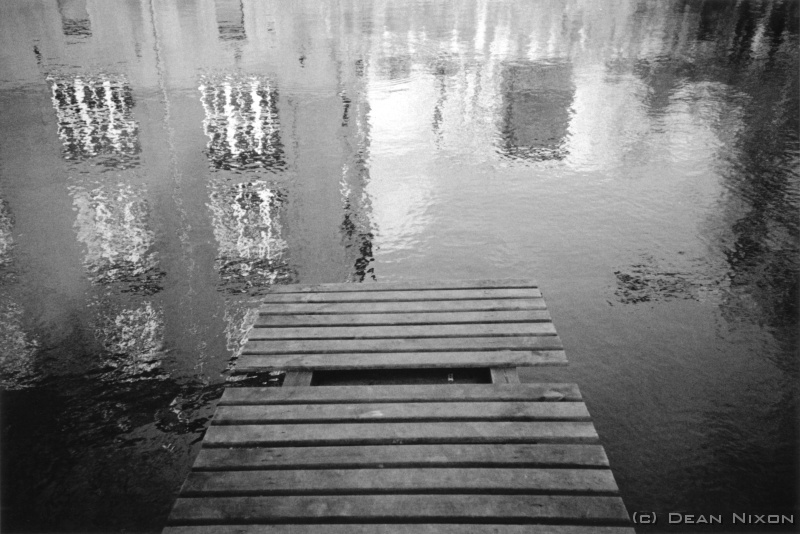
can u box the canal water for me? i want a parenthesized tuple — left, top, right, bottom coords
(0, 0, 797, 531)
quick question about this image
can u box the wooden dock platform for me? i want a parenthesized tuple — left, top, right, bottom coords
(164, 279, 633, 533)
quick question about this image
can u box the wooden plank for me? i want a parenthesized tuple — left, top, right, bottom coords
(220, 384, 582, 404)
(281, 371, 312, 387)
(243, 337, 563, 355)
(193, 444, 610, 470)
(203, 421, 598, 447)
(259, 288, 541, 303)
(266, 279, 538, 293)
(180, 468, 620, 495)
(165, 525, 635, 534)
(248, 323, 557, 340)
(258, 299, 547, 315)
(167, 494, 630, 523)
(214, 402, 591, 424)
(234, 351, 568, 372)
(254, 310, 553, 327)
(491, 367, 521, 384)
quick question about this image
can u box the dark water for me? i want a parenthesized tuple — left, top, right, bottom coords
(0, 0, 798, 532)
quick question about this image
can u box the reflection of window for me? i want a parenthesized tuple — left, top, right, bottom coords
(47, 74, 140, 168)
(99, 301, 163, 378)
(215, 0, 246, 41)
(71, 183, 163, 294)
(498, 61, 574, 162)
(57, 0, 91, 37)
(199, 75, 285, 172)
(0, 198, 12, 270)
(208, 180, 293, 294)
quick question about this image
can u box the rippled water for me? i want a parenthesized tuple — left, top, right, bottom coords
(0, 0, 798, 532)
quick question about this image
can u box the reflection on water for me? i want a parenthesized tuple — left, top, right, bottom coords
(215, 0, 246, 42)
(0, 197, 39, 388)
(339, 59, 376, 282)
(95, 300, 164, 380)
(47, 74, 140, 168)
(0, 0, 798, 531)
(71, 183, 163, 293)
(57, 0, 91, 38)
(199, 74, 285, 172)
(499, 61, 573, 162)
(208, 180, 292, 294)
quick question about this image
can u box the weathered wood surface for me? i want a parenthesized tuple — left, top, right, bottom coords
(236, 350, 567, 372)
(220, 383, 581, 404)
(281, 371, 312, 387)
(254, 310, 553, 327)
(204, 421, 599, 447)
(258, 298, 548, 314)
(241, 279, 563, 373)
(168, 494, 630, 523)
(193, 444, 611, 470)
(244, 336, 563, 354)
(491, 366, 521, 384)
(180, 468, 620, 495)
(214, 401, 591, 423)
(265, 278, 538, 293)
(164, 525, 633, 534)
(167, 382, 629, 530)
(260, 288, 541, 303)
(164, 280, 632, 532)
(249, 322, 557, 339)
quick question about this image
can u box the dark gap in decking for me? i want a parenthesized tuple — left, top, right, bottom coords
(311, 368, 491, 386)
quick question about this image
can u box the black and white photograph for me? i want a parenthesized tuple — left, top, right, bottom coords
(0, 1, 798, 533)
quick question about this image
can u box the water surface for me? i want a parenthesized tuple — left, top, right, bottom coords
(0, 0, 798, 531)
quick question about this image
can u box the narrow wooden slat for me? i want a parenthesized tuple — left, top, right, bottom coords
(258, 299, 547, 315)
(235, 351, 567, 372)
(203, 421, 598, 447)
(267, 279, 538, 293)
(259, 288, 541, 303)
(181, 468, 619, 496)
(249, 323, 557, 340)
(214, 402, 590, 424)
(243, 337, 563, 355)
(281, 371, 312, 387)
(165, 525, 635, 534)
(254, 310, 553, 327)
(221, 384, 582, 405)
(491, 367, 521, 384)
(167, 494, 630, 523)
(193, 444, 610, 471)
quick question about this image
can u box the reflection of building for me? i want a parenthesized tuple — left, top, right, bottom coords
(47, 74, 140, 168)
(199, 75, 285, 172)
(71, 183, 163, 293)
(208, 180, 293, 294)
(215, 0, 246, 41)
(57, 0, 91, 38)
(498, 61, 574, 162)
(0, 198, 38, 388)
(96, 300, 164, 378)
(339, 57, 376, 282)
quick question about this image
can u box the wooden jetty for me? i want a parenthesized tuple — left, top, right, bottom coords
(164, 279, 633, 533)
